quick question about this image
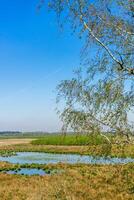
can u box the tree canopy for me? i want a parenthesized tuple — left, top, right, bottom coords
(42, 0, 134, 136)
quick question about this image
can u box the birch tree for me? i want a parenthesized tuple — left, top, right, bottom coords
(41, 0, 134, 137)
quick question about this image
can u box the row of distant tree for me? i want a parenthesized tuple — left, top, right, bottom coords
(0, 131, 21, 135)
(0, 131, 49, 136)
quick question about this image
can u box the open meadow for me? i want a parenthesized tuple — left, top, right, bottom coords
(0, 135, 134, 200)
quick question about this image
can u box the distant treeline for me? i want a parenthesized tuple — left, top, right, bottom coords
(0, 131, 49, 137)
(0, 131, 75, 138)
(0, 131, 21, 135)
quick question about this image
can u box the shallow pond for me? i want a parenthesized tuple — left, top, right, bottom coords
(0, 152, 134, 164)
(5, 168, 47, 176)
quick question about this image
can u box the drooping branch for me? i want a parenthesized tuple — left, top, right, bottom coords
(97, 15, 134, 36)
(82, 19, 134, 75)
(100, 133, 111, 144)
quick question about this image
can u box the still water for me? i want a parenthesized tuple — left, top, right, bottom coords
(6, 168, 46, 176)
(0, 152, 134, 165)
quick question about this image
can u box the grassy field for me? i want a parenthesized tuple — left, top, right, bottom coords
(31, 134, 110, 146)
(0, 138, 35, 147)
(0, 142, 134, 158)
(0, 135, 134, 200)
(0, 161, 134, 200)
(0, 133, 134, 158)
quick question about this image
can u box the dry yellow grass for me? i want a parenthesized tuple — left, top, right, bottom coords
(0, 143, 134, 158)
(0, 139, 35, 146)
(0, 139, 134, 199)
(0, 162, 134, 200)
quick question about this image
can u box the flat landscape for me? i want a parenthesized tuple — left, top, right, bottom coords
(0, 134, 134, 200)
(0, 0, 133, 199)
(0, 139, 34, 146)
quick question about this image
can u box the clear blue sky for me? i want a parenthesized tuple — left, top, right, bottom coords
(0, 0, 82, 132)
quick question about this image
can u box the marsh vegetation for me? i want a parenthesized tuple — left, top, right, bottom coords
(0, 161, 134, 200)
(0, 135, 134, 199)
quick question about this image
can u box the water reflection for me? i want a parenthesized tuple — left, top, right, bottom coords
(0, 152, 134, 165)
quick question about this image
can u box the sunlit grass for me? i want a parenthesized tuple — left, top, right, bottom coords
(0, 143, 134, 158)
(0, 161, 133, 200)
(31, 134, 112, 146)
(0, 136, 134, 199)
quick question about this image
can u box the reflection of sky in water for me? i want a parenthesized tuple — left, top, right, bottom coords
(6, 168, 46, 176)
(0, 152, 134, 165)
